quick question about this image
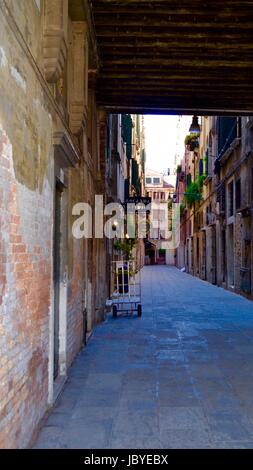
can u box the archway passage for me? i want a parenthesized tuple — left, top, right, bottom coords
(85, 0, 253, 115)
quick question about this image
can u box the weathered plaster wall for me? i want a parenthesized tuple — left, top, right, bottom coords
(66, 165, 85, 368)
(0, 5, 54, 448)
(0, 1, 93, 448)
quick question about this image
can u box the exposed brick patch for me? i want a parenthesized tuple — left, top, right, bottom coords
(0, 127, 50, 448)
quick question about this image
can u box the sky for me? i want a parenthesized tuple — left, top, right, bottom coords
(144, 115, 192, 185)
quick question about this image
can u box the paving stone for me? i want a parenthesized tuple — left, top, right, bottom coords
(108, 435, 165, 449)
(34, 266, 253, 449)
(111, 410, 159, 437)
(159, 407, 208, 431)
(160, 428, 211, 449)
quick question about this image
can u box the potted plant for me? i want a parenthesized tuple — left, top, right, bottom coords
(114, 238, 136, 261)
(183, 175, 206, 208)
(184, 134, 199, 151)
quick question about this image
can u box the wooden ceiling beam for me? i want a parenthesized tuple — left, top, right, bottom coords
(93, 0, 253, 8)
(96, 29, 253, 38)
(98, 74, 253, 83)
(100, 42, 253, 50)
(93, 8, 252, 17)
(101, 52, 253, 61)
(97, 92, 251, 100)
(97, 84, 253, 92)
(97, 100, 253, 111)
(94, 21, 253, 29)
(93, 0, 253, 4)
(100, 64, 253, 73)
(88, 0, 253, 112)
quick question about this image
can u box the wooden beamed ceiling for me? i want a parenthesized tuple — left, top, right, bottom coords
(88, 0, 253, 114)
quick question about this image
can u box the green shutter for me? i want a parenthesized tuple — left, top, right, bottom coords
(199, 159, 203, 176)
(122, 114, 132, 160)
(187, 173, 192, 187)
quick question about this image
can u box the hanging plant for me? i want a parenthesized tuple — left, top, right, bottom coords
(183, 175, 206, 208)
(184, 134, 199, 151)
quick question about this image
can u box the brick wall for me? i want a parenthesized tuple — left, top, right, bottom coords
(0, 2, 57, 446)
(0, 1, 109, 448)
(0, 125, 51, 449)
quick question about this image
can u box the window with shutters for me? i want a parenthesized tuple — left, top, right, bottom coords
(236, 179, 241, 210)
(251, 168, 253, 203)
(228, 181, 234, 217)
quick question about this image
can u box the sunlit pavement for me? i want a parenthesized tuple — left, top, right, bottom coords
(34, 266, 253, 449)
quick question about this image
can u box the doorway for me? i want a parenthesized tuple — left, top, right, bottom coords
(202, 231, 207, 280)
(227, 224, 235, 288)
(53, 177, 68, 384)
(53, 181, 63, 379)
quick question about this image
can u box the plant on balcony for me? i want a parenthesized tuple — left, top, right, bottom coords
(183, 175, 205, 208)
(184, 134, 199, 151)
(114, 238, 136, 260)
(176, 164, 182, 174)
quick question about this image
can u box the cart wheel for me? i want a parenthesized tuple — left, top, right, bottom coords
(137, 304, 142, 317)
(113, 305, 117, 318)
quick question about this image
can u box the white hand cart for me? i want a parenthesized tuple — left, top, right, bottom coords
(109, 260, 142, 318)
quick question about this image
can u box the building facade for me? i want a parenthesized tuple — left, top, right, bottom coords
(145, 170, 175, 265)
(176, 116, 253, 300)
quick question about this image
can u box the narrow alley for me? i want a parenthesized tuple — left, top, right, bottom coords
(34, 266, 253, 449)
(1, 0, 253, 453)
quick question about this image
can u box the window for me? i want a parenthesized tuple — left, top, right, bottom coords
(205, 149, 209, 175)
(153, 177, 160, 184)
(199, 211, 203, 228)
(217, 182, 226, 213)
(146, 177, 152, 185)
(206, 203, 212, 225)
(237, 117, 242, 138)
(235, 179, 241, 210)
(188, 220, 192, 237)
(199, 159, 203, 176)
(122, 114, 133, 160)
(228, 181, 234, 217)
(217, 117, 237, 158)
(206, 207, 209, 226)
(187, 174, 192, 187)
(251, 168, 253, 202)
(161, 192, 165, 200)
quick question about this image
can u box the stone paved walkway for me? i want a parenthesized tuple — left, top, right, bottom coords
(34, 266, 253, 449)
